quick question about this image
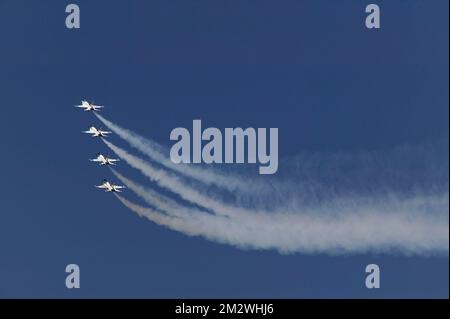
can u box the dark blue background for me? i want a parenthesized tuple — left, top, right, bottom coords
(0, 0, 448, 298)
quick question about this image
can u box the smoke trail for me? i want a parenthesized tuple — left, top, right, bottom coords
(103, 139, 259, 219)
(115, 194, 278, 250)
(96, 113, 269, 194)
(114, 180, 449, 255)
(96, 114, 449, 210)
(114, 193, 211, 237)
(99, 119, 448, 255)
(111, 168, 210, 218)
(114, 193, 177, 226)
(104, 137, 450, 241)
(112, 169, 173, 210)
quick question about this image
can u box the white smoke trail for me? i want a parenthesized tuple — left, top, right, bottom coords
(114, 193, 211, 236)
(114, 178, 449, 255)
(115, 194, 271, 250)
(98, 119, 448, 255)
(103, 139, 260, 219)
(114, 193, 177, 226)
(96, 113, 269, 193)
(104, 137, 450, 241)
(96, 114, 449, 211)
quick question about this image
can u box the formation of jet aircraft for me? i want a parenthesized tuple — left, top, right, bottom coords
(77, 100, 125, 193)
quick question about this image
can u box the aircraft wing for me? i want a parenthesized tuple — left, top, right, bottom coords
(113, 186, 125, 192)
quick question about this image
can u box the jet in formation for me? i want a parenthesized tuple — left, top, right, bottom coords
(83, 126, 111, 137)
(95, 179, 126, 193)
(90, 153, 120, 166)
(75, 100, 104, 112)
(77, 100, 124, 193)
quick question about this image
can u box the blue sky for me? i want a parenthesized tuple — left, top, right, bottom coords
(0, 0, 448, 298)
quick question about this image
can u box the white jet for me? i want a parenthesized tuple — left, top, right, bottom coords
(90, 153, 120, 166)
(83, 126, 111, 137)
(95, 179, 126, 193)
(75, 100, 104, 112)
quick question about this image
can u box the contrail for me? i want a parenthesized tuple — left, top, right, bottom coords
(114, 194, 270, 249)
(114, 193, 210, 236)
(103, 139, 260, 220)
(104, 138, 450, 236)
(114, 193, 176, 226)
(111, 168, 210, 217)
(114, 179, 449, 255)
(96, 113, 270, 194)
(96, 113, 449, 209)
(98, 118, 449, 255)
